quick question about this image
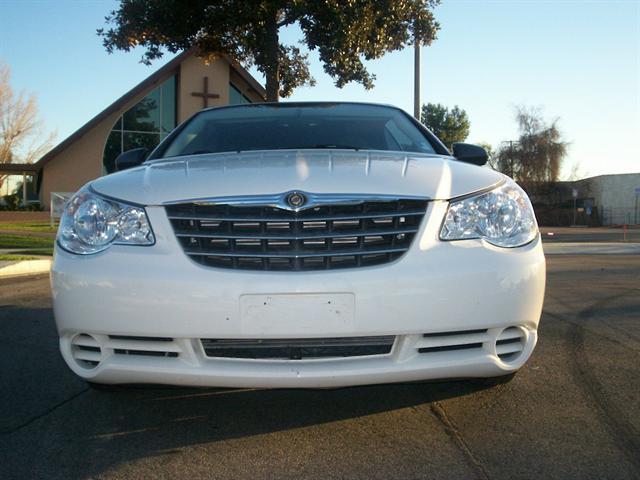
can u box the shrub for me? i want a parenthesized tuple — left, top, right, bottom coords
(0, 194, 42, 211)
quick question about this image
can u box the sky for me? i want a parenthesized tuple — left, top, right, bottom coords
(0, 0, 638, 180)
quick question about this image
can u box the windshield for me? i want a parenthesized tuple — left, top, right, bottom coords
(158, 103, 438, 158)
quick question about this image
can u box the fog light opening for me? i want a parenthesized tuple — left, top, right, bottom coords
(70, 333, 103, 370)
(495, 326, 526, 364)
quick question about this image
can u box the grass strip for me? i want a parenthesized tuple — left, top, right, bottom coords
(15, 248, 54, 256)
(0, 234, 55, 250)
(0, 254, 40, 261)
(0, 221, 57, 233)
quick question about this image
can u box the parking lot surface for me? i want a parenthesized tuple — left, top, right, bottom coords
(540, 226, 640, 243)
(1, 255, 639, 479)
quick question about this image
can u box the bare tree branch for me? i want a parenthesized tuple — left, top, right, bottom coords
(494, 106, 569, 190)
(0, 62, 56, 191)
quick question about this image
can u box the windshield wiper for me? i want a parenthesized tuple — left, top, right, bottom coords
(312, 144, 360, 151)
(185, 150, 214, 155)
(174, 145, 361, 158)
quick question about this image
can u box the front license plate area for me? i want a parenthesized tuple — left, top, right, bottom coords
(239, 293, 355, 336)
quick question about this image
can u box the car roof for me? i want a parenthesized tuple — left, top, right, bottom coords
(201, 101, 399, 113)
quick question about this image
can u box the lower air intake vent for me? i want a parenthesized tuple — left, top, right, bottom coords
(108, 335, 180, 358)
(71, 334, 102, 369)
(417, 329, 489, 354)
(201, 336, 396, 360)
(495, 327, 526, 362)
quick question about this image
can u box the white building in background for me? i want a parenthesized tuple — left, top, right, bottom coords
(573, 173, 640, 225)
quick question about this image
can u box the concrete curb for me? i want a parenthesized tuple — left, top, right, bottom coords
(0, 259, 51, 278)
(543, 242, 640, 255)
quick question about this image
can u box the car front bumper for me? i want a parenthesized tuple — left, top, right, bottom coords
(51, 202, 546, 388)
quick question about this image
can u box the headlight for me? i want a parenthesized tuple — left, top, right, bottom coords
(440, 181, 538, 248)
(57, 188, 154, 254)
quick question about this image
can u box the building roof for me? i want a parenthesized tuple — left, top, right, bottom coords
(35, 49, 265, 170)
(575, 172, 640, 182)
(0, 163, 39, 174)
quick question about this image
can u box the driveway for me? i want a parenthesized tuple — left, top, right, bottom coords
(1, 255, 639, 479)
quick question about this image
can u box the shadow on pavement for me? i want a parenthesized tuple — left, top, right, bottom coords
(1, 301, 497, 479)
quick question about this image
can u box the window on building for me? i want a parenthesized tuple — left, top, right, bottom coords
(102, 75, 177, 174)
(0, 174, 37, 202)
(229, 84, 252, 105)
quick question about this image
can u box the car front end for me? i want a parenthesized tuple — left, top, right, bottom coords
(51, 103, 545, 388)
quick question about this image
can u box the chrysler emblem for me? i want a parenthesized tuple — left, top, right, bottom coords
(286, 192, 306, 208)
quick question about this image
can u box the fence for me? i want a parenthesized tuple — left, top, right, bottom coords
(534, 205, 640, 227)
(50, 192, 74, 226)
(534, 206, 601, 227)
(600, 207, 639, 226)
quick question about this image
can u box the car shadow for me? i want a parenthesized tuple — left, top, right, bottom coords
(66, 379, 491, 477)
(1, 303, 499, 479)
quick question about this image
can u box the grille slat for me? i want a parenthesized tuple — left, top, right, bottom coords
(108, 335, 182, 358)
(166, 210, 427, 223)
(201, 336, 396, 359)
(167, 196, 428, 271)
(417, 329, 490, 354)
(183, 246, 409, 258)
(173, 226, 420, 240)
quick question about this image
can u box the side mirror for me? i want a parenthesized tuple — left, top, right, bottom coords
(452, 143, 488, 166)
(115, 148, 148, 172)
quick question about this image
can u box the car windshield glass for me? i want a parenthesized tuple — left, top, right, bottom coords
(159, 103, 437, 158)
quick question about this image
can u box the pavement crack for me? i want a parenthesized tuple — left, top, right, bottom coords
(542, 309, 640, 353)
(1, 387, 89, 435)
(546, 289, 640, 473)
(564, 312, 640, 473)
(430, 401, 490, 480)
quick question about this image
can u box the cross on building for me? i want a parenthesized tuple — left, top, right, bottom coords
(191, 76, 220, 108)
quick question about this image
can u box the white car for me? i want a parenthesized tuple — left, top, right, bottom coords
(52, 102, 545, 389)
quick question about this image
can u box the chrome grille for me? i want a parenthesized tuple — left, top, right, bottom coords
(166, 195, 428, 271)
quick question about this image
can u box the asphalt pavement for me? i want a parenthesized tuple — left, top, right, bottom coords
(540, 226, 640, 243)
(1, 255, 639, 479)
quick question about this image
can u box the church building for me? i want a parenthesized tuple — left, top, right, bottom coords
(6, 49, 265, 209)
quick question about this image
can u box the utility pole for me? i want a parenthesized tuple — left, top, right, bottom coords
(414, 41, 421, 120)
(501, 140, 519, 178)
(22, 172, 27, 207)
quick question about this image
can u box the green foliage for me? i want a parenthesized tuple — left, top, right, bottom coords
(420, 103, 470, 148)
(1, 194, 20, 210)
(98, 0, 441, 101)
(0, 234, 54, 250)
(477, 141, 496, 169)
(0, 194, 42, 211)
(0, 221, 56, 233)
(13, 248, 53, 256)
(495, 106, 568, 186)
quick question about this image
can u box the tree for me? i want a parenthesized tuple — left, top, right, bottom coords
(477, 141, 495, 169)
(0, 62, 55, 190)
(495, 106, 568, 188)
(98, 0, 441, 102)
(420, 103, 470, 148)
(565, 160, 587, 181)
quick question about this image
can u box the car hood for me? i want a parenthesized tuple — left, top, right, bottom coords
(91, 149, 504, 205)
